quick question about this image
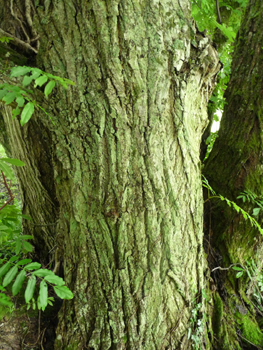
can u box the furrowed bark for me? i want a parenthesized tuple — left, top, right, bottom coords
(0, 0, 220, 348)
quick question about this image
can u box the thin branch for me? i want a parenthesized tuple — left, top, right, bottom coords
(10, 0, 30, 43)
(216, 0, 222, 24)
(212, 263, 244, 272)
(0, 28, 38, 54)
(0, 170, 14, 211)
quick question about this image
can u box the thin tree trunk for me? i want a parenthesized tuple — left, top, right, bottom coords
(204, 0, 263, 348)
(0, 0, 220, 348)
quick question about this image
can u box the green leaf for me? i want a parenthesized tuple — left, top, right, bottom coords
(12, 270, 26, 296)
(33, 269, 54, 277)
(3, 92, 17, 105)
(20, 235, 33, 240)
(10, 66, 31, 77)
(45, 274, 65, 286)
(9, 256, 19, 263)
(0, 263, 11, 278)
(0, 293, 14, 307)
(16, 259, 32, 266)
(30, 68, 42, 79)
(3, 266, 18, 287)
(44, 80, 56, 97)
(21, 214, 32, 220)
(0, 160, 15, 180)
(12, 107, 21, 118)
(25, 275, 36, 303)
(54, 285, 74, 300)
(22, 240, 33, 252)
(253, 208, 260, 216)
(242, 212, 248, 220)
(24, 262, 41, 271)
(232, 266, 243, 271)
(0, 158, 25, 166)
(16, 96, 25, 107)
(0, 89, 8, 99)
(15, 239, 22, 255)
(34, 75, 48, 87)
(236, 271, 243, 278)
(22, 75, 33, 87)
(20, 102, 34, 126)
(38, 280, 48, 311)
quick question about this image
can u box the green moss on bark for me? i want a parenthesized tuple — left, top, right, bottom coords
(236, 312, 263, 346)
(212, 293, 223, 339)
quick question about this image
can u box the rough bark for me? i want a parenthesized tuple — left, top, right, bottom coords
(204, 0, 263, 348)
(0, 1, 220, 349)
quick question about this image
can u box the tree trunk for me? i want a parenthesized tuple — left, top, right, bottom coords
(0, 1, 220, 348)
(204, 0, 263, 348)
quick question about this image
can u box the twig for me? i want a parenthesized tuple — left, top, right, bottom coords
(10, 0, 30, 43)
(0, 28, 38, 53)
(0, 170, 14, 210)
(212, 263, 244, 273)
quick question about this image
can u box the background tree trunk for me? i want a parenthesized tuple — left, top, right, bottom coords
(0, 0, 220, 348)
(204, 0, 263, 348)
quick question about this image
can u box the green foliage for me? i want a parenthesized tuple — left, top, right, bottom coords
(0, 221, 73, 312)
(0, 37, 13, 44)
(232, 259, 263, 315)
(0, 166, 73, 312)
(203, 176, 263, 235)
(204, 131, 218, 161)
(0, 63, 75, 313)
(237, 190, 263, 217)
(0, 157, 24, 182)
(191, 0, 248, 120)
(0, 66, 74, 125)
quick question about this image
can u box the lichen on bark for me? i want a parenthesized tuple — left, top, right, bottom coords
(0, 0, 220, 348)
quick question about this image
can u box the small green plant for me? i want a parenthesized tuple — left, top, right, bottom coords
(0, 257, 73, 311)
(0, 63, 75, 314)
(229, 259, 263, 319)
(203, 176, 263, 235)
(0, 65, 74, 125)
(204, 131, 218, 161)
(188, 289, 208, 349)
(0, 164, 73, 312)
(237, 190, 263, 217)
(0, 37, 13, 44)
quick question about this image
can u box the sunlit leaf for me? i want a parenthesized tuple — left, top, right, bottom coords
(0, 263, 11, 279)
(44, 80, 55, 97)
(0, 158, 25, 166)
(38, 280, 48, 311)
(54, 285, 74, 300)
(24, 262, 41, 270)
(25, 275, 36, 303)
(12, 270, 26, 296)
(33, 269, 54, 277)
(16, 259, 32, 266)
(3, 266, 18, 287)
(10, 66, 31, 77)
(34, 75, 48, 87)
(22, 240, 33, 252)
(3, 92, 17, 105)
(45, 274, 65, 286)
(20, 102, 34, 126)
